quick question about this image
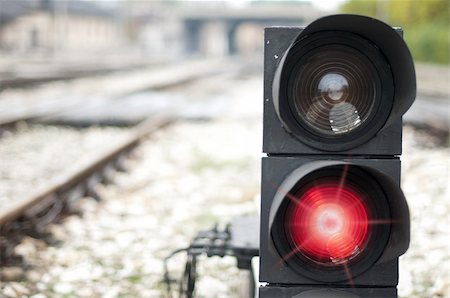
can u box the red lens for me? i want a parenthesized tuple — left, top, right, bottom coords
(288, 182, 369, 264)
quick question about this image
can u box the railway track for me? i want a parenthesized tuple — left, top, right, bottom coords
(0, 59, 237, 134)
(0, 57, 164, 92)
(0, 114, 174, 266)
(0, 69, 262, 297)
(0, 59, 245, 251)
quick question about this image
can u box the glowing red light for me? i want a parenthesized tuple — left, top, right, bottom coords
(288, 183, 369, 264)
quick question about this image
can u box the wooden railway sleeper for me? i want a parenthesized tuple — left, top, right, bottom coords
(114, 153, 129, 172)
(23, 194, 57, 220)
(0, 222, 26, 266)
(27, 195, 64, 234)
(101, 163, 116, 185)
(61, 184, 88, 215)
(85, 173, 103, 201)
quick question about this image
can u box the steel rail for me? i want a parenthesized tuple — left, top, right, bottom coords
(0, 113, 174, 228)
(0, 59, 163, 92)
(0, 58, 232, 134)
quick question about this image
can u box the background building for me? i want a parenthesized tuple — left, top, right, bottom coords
(0, 0, 122, 56)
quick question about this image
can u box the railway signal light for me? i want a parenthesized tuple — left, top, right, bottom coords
(260, 15, 415, 297)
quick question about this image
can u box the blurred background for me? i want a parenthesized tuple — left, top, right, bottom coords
(0, 1, 448, 298)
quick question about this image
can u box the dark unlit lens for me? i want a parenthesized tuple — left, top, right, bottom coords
(289, 46, 377, 136)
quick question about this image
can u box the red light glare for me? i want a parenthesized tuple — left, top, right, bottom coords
(288, 183, 369, 264)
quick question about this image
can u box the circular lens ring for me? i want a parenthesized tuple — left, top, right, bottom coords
(289, 47, 377, 137)
(271, 165, 391, 282)
(277, 31, 394, 151)
(293, 57, 375, 135)
(288, 182, 370, 264)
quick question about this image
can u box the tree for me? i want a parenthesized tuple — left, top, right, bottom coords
(340, 0, 449, 64)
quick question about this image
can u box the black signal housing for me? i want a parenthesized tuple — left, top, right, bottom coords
(259, 14, 415, 298)
(260, 157, 409, 286)
(263, 14, 416, 154)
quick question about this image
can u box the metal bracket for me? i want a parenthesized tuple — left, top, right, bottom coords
(164, 215, 259, 298)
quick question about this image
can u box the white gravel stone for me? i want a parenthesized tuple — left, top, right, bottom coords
(53, 282, 73, 295)
(1, 285, 18, 298)
(29, 294, 46, 298)
(398, 126, 450, 298)
(196, 275, 229, 298)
